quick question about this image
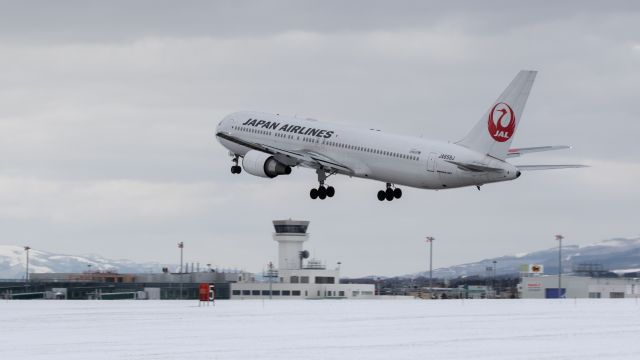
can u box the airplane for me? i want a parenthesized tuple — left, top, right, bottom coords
(215, 70, 585, 201)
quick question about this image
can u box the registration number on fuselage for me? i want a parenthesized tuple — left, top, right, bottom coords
(438, 154, 455, 161)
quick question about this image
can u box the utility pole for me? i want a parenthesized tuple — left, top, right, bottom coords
(24, 246, 31, 282)
(425, 236, 435, 299)
(178, 242, 184, 300)
(555, 235, 564, 298)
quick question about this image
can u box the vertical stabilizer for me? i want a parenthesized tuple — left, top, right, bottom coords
(457, 70, 537, 159)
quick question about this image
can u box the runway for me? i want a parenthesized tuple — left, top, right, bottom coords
(2, 299, 640, 359)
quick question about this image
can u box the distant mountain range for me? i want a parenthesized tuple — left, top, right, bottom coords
(3, 236, 640, 280)
(409, 236, 640, 279)
(0, 245, 167, 279)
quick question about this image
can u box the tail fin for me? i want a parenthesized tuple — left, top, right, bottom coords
(457, 70, 537, 160)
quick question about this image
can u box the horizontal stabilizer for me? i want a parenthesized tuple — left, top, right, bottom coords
(516, 164, 588, 171)
(507, 145, 570, 158)
(445, 160, 503, 173)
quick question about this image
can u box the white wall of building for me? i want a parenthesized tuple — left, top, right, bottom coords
(231, 282, 375, 299)
(232, 264, 373, 299)
(275, 233, 308, 270)
(520, 275, 640, 299)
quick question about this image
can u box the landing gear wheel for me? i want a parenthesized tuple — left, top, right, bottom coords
(326, 186, 335, 198)
(385, 190, 394, 201)
(393, 188, 402, 199)
(230, 154, 241, 174)
(377, 190, 386, 201)
(311, 169, 332, 200)
(386, 188, 394, 201)
(310, 188, 318, 199)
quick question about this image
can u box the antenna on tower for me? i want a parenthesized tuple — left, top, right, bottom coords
(299, 250, 310, 268)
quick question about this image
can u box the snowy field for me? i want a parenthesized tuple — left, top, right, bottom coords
(2, 299, 640, 359)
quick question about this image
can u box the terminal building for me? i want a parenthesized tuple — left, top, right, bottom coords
(3, 219, 374, 300)
(519, 264, 640, 299)
(16, 270, 243, 300)
(230, 219, 375, 299)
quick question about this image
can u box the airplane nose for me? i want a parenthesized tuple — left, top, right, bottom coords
(217, 117, 228, 133)
(218, 113, 238, 133)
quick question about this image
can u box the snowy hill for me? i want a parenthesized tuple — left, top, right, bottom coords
(0, 245, 168, 279)
(5, 236, 640, 280)
(410, 237, 640, 279)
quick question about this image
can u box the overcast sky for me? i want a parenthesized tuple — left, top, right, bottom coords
(1, 1, 639, 276)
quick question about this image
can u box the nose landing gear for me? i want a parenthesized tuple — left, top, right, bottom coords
(230, 155, 242, 174)
(377, 183, 402, 201)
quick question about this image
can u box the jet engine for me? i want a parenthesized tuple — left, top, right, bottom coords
(242, 150, 292, 178)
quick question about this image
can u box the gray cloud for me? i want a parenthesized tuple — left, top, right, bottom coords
(0, 1, 639, 276)
(1, 1, 637, 43)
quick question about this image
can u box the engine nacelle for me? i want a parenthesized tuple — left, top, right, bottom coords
(242, 150, 292, 178)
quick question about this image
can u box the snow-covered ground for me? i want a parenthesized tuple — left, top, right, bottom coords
(2, 299, 640, 359)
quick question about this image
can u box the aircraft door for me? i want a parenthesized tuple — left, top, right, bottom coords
(423, 152, 441, 188)
(427, 152, 437, 173)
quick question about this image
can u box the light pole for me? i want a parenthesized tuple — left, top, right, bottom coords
(267, 261, 274, 300)
(24, 246, 31, 282)
(555, 235, 564, 298)
(425, 236, 435, 298)
(492, 260, 497, 298)
(178, 242, 184, 300)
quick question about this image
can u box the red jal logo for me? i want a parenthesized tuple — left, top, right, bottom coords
(488, 102, 516, 142)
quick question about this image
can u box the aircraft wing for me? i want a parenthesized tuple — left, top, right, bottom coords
(216, 132, 354, 174)
(507, 145, 570, 158)
(516, 164, 588, 171)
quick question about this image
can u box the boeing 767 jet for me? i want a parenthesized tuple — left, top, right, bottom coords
(215, 70, 584, 201)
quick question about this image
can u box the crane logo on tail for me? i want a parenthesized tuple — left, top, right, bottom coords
(488, 102, 516, 142)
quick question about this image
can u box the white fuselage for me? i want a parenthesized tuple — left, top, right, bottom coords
(216, 111, 519, 190)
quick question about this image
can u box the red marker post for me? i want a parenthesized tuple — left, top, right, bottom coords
(199, 283, 214, 307)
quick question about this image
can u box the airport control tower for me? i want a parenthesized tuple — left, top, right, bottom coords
(230, 219, 375, 299)
(272, 219, 309, 270)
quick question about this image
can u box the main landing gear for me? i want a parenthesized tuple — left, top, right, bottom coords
(310, 168, 335, 200)
(377, 183, 402, 201)
(230, 155, 242, 174)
